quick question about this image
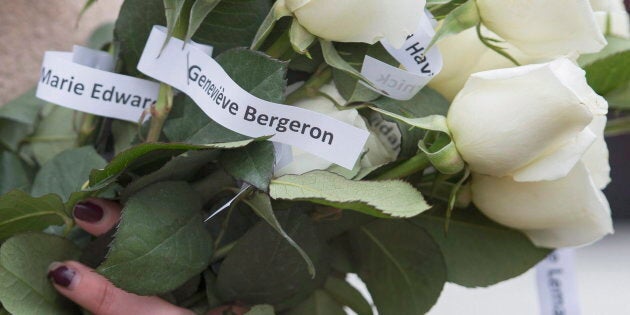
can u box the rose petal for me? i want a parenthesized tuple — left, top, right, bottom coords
(471, 162, 613, 248)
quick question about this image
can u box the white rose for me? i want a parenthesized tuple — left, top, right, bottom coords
(447, 58, 608, 182)
(476, 0, 607, 57)
(275, 84, 397, 176)
(471, 161, 613, 248)
(590, 0, 630, 38)
(429, 27, 547, 101)
(279, 0, 426, 48)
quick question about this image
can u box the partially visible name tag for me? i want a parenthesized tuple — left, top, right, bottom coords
(361, 12, 443, 101)
(536, 249, 581, 315)
(36, 46, 160, 123)
(137, 26, 369, 169)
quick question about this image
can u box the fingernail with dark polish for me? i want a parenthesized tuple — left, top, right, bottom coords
(73, 201, 103, 223)
(48, 265, 76, 288)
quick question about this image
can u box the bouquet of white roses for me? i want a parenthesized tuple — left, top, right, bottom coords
(0, 0, 628, 314)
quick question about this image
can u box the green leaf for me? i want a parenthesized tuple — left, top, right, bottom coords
(191, 0, 271, 55)
(284, 290, 346, 315)
(0, 88, 43, 125)
(349, 220, 446, 315)
(29, 105, 78, 165)
(427, 0, 480, 51)
(120, 150, 219, 202)
(186, 0, 222, 42)
(0, 233, 80, 315)
(98, 181, 213, 295)
(0, 191, 69, 241)
(579, 36, 630, 95)
(324, 277, 373, 315)
(88, 141, 255, 189)
(164, 0, 188, 43)
(115, 0, 166, 77)
(370, 87, 449, 158)
(245, 304, 275, 315)
(221, 142, 274, 191)
(87, 22, 115, 49)
(270, 171, 430, 218)
(604, 82, 630, 110)
(217, 211, 328, 309)
(244, 193, 315, 276)
(0, 88, 44, 152)
(204, 271, 222, 309)
(31, 147, 106, 202)
(0, 151, 34, 194)
(410, 207, 550, 287)
(216, 48, 288, 103)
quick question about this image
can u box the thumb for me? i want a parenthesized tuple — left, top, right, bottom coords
(48, 260, 194, 315)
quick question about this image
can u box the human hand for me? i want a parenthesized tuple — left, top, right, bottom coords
(47, 198, 248, 315)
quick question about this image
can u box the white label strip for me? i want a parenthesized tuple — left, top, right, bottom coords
(36, 46, 160, 123)
(536, 249, 581, 315)
(361, 12, 443, 101)
(137, 26, 369, 169)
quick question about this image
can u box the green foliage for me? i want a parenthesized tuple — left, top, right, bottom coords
(0, 233, 80, 315)
(0, 191, 70, 241)
(221, 142, 275, 191)
(98, 181, 213, 295)
(243, 193, 315, 277)
(29, 105, 78, 165)
(580, 36, 630, 95)
(324, 277, 373, 315)
(411, 207, 550, 287)
(0, 88, 44, 152)
(270, 171, 430, 218)
(284, 290, 346, 315)
(217, 211, 328, 310)
(31, 147, 106, 201)
(0, 152, 33, 194)
(349, 220, 446, 315)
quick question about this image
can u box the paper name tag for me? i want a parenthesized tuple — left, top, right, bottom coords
(536, 249, 581, 315)
(137, 26, 369, 169)
(36, 46, 160, 123)
(361, 12, 443, 101)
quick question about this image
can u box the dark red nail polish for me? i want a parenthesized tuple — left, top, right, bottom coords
(48, 265, 76, 287)
(73, 201, 103, 223)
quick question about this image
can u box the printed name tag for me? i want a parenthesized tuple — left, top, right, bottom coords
(137, 26, 369, 169)
(361, 12, 443, 100)
(536, 249, 581, 315)
(36, 46, 160, 123)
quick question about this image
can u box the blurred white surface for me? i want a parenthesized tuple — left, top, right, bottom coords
(347, 221, 630, 315)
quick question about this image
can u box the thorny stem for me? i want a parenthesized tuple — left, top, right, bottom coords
(373, 152, 431, 180)
(265, 31, 292, 59)
(285, 65, 333, 104)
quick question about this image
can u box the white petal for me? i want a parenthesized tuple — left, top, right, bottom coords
(429, 27, 550, 100)
(289, 0, 425, 47)
(471, 162, 613, 248)
(581, 116, 611, 189)
(477, 0, 607, 57)
(512, 127, 596, 182)
(448, 59, 594, 178)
